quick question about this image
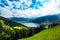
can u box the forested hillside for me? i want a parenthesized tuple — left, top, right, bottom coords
(0, 16, 43, 40)
(0, 16, 29, 40)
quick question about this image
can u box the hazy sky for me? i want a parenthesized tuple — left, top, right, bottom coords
(0, 0, 60, 18)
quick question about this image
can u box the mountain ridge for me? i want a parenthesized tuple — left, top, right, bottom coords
(0, 16, 26, 27)
(31, 14, 60, 23)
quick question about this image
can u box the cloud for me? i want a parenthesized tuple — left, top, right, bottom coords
(0, 7, 13, 18)
(0, 0, 60, 18)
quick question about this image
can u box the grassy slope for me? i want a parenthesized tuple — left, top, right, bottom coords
(0, 19, 27, 33)
(19, 25, 60, 40)
(0, 16, 27, 31)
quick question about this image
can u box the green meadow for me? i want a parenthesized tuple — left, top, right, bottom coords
(19, 25, 60, 40)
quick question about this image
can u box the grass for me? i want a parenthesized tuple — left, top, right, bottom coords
(19, 25, 60, 40)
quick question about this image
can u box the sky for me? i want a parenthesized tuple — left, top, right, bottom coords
(0, 0, 60, 18)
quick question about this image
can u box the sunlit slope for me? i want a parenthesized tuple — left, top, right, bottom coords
(20, 25, 60, 40)
(0, 16, 28, 40)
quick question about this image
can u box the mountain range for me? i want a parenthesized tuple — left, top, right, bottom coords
(31, 14, 60, 23)
(9, 17, 35, 22)
(7, 14, 60, 24)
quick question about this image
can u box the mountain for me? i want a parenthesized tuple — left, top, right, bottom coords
(31, 14, 60, 23)
(0, 16, 27, 27)
(0, 16, 28, 40)
(8, 17, 35, 22)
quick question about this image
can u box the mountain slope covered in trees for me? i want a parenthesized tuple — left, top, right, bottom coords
(0, 16, 43, 40)
(0, 16, 29, 40)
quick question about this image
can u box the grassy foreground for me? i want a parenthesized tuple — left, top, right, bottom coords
(19, 25, 60, 40)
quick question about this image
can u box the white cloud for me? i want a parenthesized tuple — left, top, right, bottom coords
(0, 0, 60, 18)
(0, 7, 13, 18)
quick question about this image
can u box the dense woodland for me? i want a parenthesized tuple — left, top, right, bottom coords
(0, 16, 60, 40)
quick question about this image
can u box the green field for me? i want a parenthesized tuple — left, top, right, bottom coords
(19, 25, 60, 40)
